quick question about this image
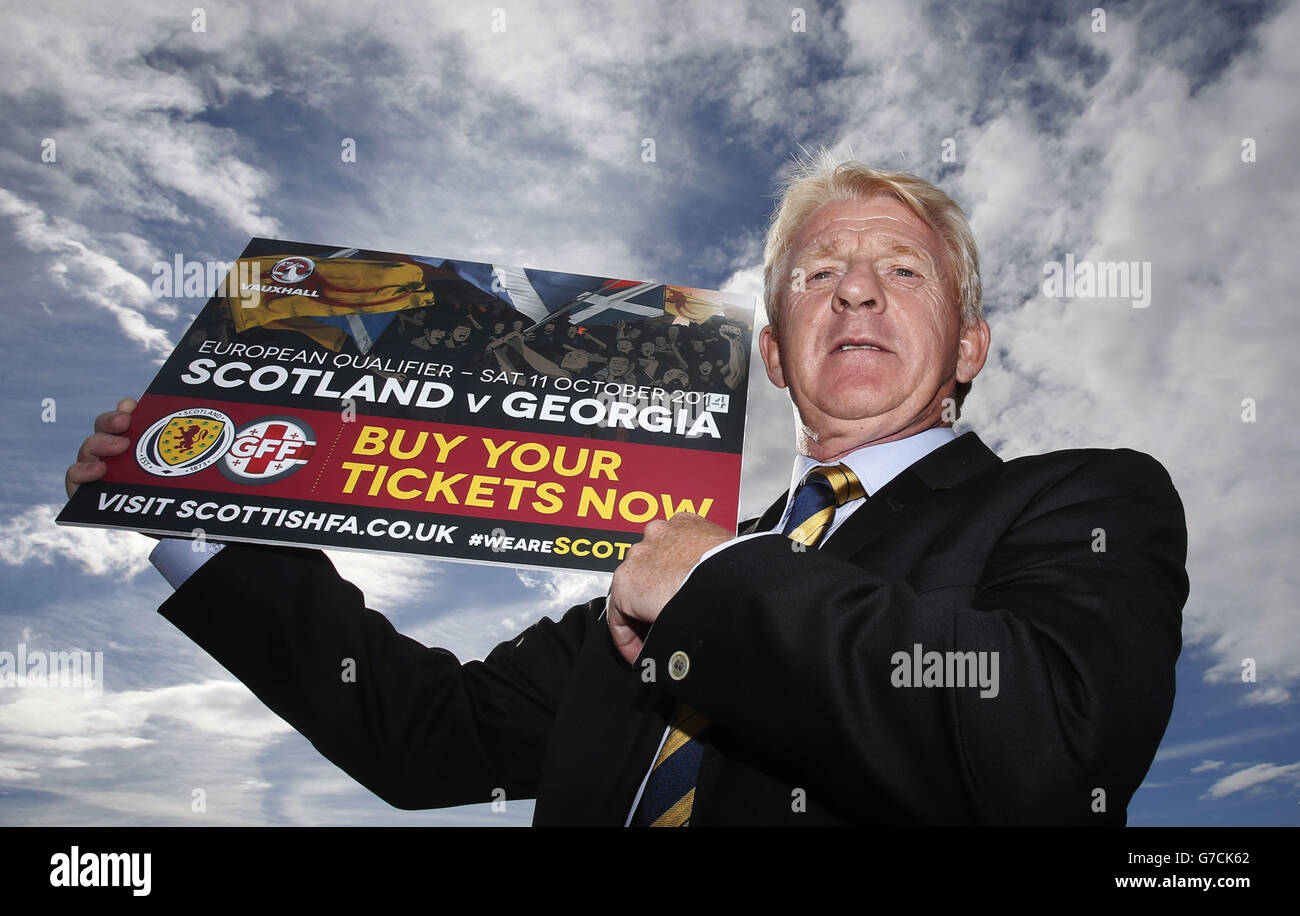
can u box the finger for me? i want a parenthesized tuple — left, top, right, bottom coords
(93, 407, 134, 436)
(76, 431, 130, 464)
(65, 458, 107, 497)
(604, 597, 645, 665)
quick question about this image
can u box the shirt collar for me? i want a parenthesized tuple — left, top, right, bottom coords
(786, 425, 958, 501)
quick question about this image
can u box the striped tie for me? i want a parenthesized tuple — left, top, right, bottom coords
(782, 463, 866, 546)
(630, 463, 865, 826)
(630, 705, 710, 827)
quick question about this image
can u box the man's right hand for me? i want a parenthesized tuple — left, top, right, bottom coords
(65, 398, 138, 498)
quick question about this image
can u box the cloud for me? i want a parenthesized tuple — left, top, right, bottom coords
(322, 549, 445, 613)
(514, 568, 611, 615)
(1241, 686, 1292, 707)
(0, 504, 155, 578)
(1201, 761, 1300, 799)
(1155, 721, 1300, 762)
(0, 190, 175, 353)
(1190, 760, 1225, 773)
(0, 678, 289, 794)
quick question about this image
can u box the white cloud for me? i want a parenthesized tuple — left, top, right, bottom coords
(0, 676, 300, 825)
(1241, 686, 1292, 707)
(322, 549, 445, 612)
(1155, 721, 1300, 762)
(0, 679, 287, 750)
(0, 190, 175, 353)
(515, 568, 611, 615)
(0, 504, 156, 578)
(1190, 759, 1225, 773)
(1201, 761, 1300, 800)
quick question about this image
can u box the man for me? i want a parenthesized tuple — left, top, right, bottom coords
(65, 157, 1187, 825)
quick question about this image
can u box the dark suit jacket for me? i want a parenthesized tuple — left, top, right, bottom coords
(157, 431, 1188, 825)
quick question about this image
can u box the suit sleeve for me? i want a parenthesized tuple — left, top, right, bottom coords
(639, 449, 1188, 825)
(158, 543, 603, 809)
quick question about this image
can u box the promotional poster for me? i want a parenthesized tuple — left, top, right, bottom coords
(57, 239, 756, 573)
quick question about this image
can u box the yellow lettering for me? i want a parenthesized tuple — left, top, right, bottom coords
(389, 429, 427, 460)
(387, 467, 426, 499)
(432, 433, 466, 463)
(340, 461, 374, 493)
(532, 482, 565, 514)
(481, 437, 516, 468)
(352, 426, 387, 455)
(589, 450, 621, 481)
(578, 486, 616, 520)
(465, 475, 499, 508)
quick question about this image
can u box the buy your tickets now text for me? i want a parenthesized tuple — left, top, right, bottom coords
(338, 426, 717, 525)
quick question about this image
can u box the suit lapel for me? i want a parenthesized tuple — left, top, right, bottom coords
(740, 431, 1002, 552)
(822, 431, 1001, 557)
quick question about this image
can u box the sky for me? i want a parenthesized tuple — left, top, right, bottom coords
(1, 0, 1297, 827)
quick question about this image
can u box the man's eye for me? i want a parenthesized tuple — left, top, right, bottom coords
(809, 269, 834, 280)
(890, 266, 918, 278)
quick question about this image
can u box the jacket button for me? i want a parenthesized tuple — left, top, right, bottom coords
(668, 650, 690, 680)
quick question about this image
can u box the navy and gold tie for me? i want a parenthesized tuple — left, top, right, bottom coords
(782, 463, 867, 545)
(631, 463, 865, 826)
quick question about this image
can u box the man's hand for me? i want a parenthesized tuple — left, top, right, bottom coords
(606, 512, 732, 664)
(65, 398, 138, 498)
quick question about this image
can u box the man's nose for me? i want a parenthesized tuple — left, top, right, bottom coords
(833, 264, 884, 313)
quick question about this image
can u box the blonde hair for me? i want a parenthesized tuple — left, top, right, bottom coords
(763, 151, 982, 335)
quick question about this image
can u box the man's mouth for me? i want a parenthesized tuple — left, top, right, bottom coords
(833, 338, 889, 353)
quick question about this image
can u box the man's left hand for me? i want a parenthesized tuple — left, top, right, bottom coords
(607, 513, 732, 664)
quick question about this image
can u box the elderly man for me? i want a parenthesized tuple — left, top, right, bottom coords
(66, 157, 1187, 826)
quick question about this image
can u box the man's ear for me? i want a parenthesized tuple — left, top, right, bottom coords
(955, 318, 991, 384)
(758, 324, 786, 389)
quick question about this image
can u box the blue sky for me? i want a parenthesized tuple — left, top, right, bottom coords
(1, 0, 1297, 826)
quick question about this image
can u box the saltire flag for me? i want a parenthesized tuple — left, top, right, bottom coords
(421, 258, 670, 329)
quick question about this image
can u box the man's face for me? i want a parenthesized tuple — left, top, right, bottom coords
(616, 338, 633, 354)
(425, 328, 446, 344)
(452, 324, 472, 342)
(560, 350, 589, 371)
(690, 339, 705, 354)
(608, 356, 630, 376)
(639, 341, 656, 358)
(758, 196, 989, 458)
